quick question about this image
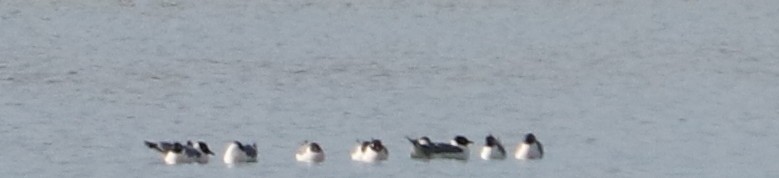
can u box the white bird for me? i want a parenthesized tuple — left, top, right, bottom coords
(407, 136, 473, 160)
(480, 135, 506, 160)
(223, 141, 258, 164)
(296, 141, 325, 163)
(351, 139, 389, 162)
(515, 133, 543, 160)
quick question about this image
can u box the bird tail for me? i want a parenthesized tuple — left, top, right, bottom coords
(144, 141, 164, 153)
(406, 136, 419, 146)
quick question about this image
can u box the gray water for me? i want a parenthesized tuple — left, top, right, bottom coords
(2, 0, 779, 177)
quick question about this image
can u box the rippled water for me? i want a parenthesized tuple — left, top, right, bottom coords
(2, 0, 779, 177)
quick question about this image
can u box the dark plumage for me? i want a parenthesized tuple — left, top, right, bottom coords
(144, 141, 177, 154)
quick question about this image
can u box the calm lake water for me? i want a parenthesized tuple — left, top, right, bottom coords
(2, 0, 779, 177)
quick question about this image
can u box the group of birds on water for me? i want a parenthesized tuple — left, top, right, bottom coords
(145, 133, 543, 165)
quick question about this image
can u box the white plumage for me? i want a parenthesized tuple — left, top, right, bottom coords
(223, 141, 258, 164)
(296, 141, 325, 163)
(515, 133, 544, 160)
(351, 139, 389, 162)
(480, 135, 506, 160)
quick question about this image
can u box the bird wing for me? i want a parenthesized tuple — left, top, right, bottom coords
(428, 143, 464, 153)
(145, 141, 175, 153)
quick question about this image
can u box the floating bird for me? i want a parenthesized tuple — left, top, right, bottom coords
(351, 139, 389, 162)
(296, 141, 325, 163)
(144, 140, 212, 164)
(223, 141, 258, 164)
(407, 136, 473, 160)
(515, 133, 543, 160)
(480, 135, 506, 160)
